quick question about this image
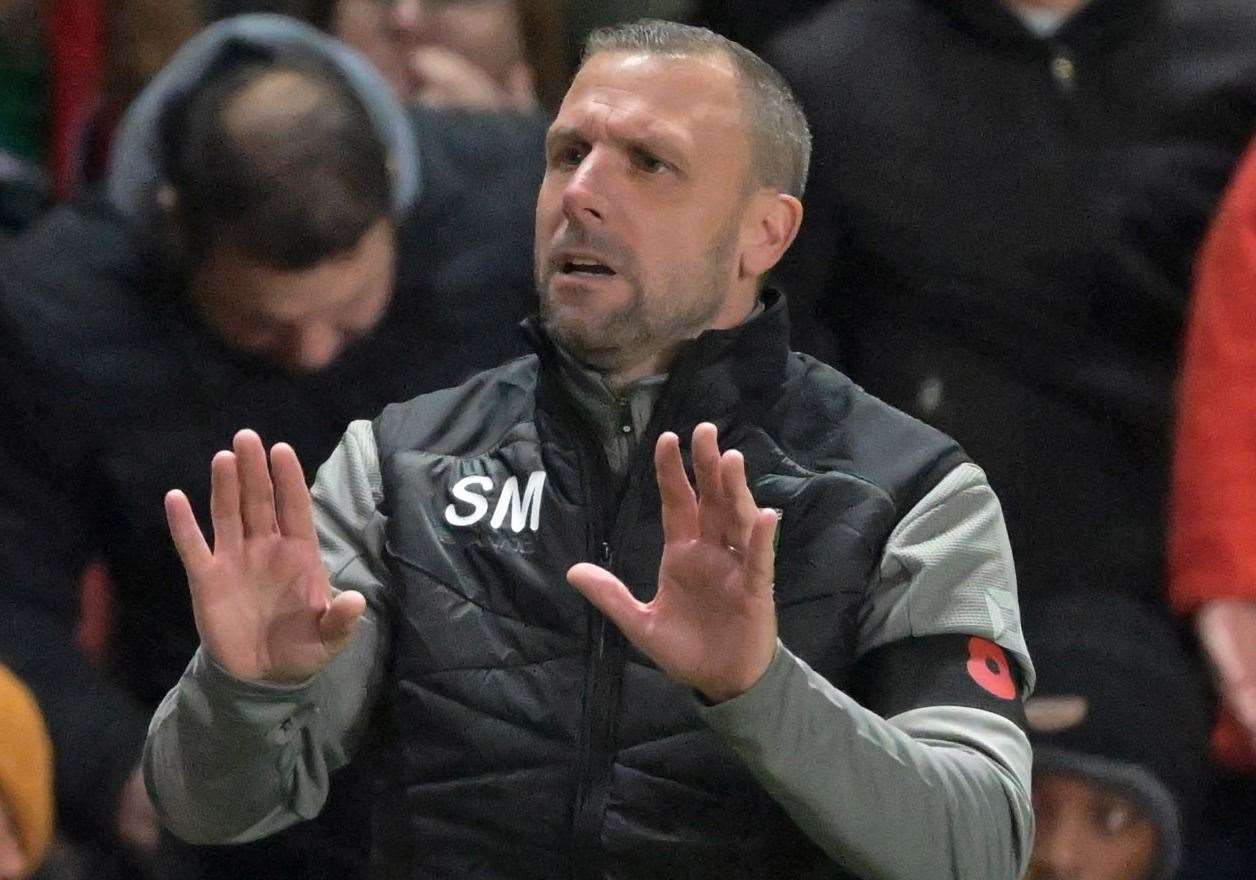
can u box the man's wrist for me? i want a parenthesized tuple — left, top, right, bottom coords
(695, 641, 786, 708)
(696, 642, 782, 705)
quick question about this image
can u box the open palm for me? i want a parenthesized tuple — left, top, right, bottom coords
(165, 429, 364, 684)
(568, 423, 779, 703)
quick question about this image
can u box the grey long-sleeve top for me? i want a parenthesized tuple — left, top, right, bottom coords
(145, 419, 1035, 880)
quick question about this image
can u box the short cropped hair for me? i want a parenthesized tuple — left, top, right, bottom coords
(583, 19, 811, 198)
(162, 48, 391, 269)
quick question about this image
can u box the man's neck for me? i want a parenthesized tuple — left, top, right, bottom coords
(602, 294, 763, 393)
(605, 350, 676, 395)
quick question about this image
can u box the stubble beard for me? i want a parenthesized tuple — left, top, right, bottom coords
(538, 222, 739, 376)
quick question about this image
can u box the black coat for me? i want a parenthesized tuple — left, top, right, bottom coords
(768, 0, 1256, 605)
(371, 294, 965, 878)
(0, 105, 547, 875)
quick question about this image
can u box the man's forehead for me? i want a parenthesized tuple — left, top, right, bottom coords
(555, 50, 742, 133)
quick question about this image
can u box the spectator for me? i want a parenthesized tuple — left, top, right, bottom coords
(766, 0, 1256, 609)
(289, 0, 574, 112)
(147, 20, 1035, 880)
(0, 13, 543, 880)
(1021, 592, 1210, 880)
(1168, 135, 1256, 879)
(0, 664, 54, 880)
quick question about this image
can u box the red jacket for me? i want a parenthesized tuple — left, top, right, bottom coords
(1170, 138, 1256, 771)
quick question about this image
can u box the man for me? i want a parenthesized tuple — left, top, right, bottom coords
(0, 13, 543, 879)
(147, 21, 1034, 879)
(765, 0, 1256, 610)
(1020, 593, 1209, 880)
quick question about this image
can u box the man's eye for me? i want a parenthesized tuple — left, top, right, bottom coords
(553, 145, 586, 167)
(634, 151, 666, 173)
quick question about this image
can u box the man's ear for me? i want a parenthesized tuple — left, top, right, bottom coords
(739, 191, 804, 280)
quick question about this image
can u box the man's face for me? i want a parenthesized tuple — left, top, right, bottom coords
(534, 50, 755, 375)
(191, 219, 396, 373)
(390, 0, 525, 85)
(1026, 772, 1161, 880)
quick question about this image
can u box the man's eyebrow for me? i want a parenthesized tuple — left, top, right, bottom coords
(545, 125, 585, 147)
(545, 123, 688, 160)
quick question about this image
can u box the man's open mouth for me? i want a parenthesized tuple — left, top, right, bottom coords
(559, 259, 616, 277)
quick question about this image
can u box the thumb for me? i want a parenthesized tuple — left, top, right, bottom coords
(319, 590, 366, 656)
(567, 563, 647, 639)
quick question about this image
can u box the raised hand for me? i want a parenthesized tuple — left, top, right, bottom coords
(164, 430, 365, 684)
(411, 47, 537, 112)
(567, 423, 779, 704)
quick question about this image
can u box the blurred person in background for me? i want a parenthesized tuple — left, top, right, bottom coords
(0, 664, 54, 880)
(765, 0, 1256, 616)
(1168, 136, 1256, 880)
(1021, 593, 1211, 880)
(383, 0, 570, 111)
(32, 0, 569, 202)
(0, 13, 543, 880)
(213, 0, 573, 112)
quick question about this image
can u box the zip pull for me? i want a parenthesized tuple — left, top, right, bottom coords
(597, 542, 613, 659)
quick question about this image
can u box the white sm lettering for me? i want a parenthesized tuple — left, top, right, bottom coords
(444, 472, 547, 533)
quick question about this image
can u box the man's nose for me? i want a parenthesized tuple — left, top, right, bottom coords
(560, 151, 610, 225)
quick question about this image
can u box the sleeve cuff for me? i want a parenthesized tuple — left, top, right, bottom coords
(695, 640, 799, 735)
(189, 649, 320, 727)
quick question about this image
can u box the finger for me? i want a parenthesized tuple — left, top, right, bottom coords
(505, 63, 538, 111)
(719, 449, 760, 551)
(691, 423, 726, 539)
(411, 48, 503, 109)
(234, 429, 278, 538)
(271, 443, 316, 541)
(209, 449, 242, 550)
(655, 432, 698, 541)
(744, 508, 780, 595)
(164, 489, 212, 573)
(567, 563, 650, 643)
(319, 590, 366, 657)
